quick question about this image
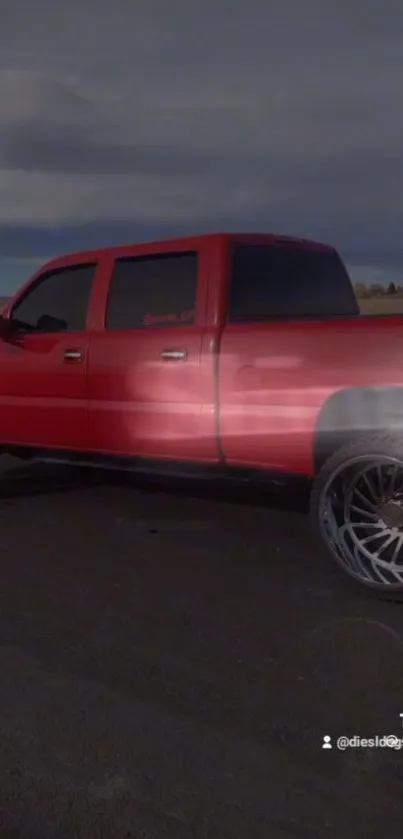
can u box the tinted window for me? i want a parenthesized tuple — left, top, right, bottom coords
(229, 245, 359, 321)
(106, 252, 198, 330)
(11, 263, 97, 333)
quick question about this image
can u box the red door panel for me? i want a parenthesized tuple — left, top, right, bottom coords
(0, 332, 90, 449)
(88, 326, 218, 461)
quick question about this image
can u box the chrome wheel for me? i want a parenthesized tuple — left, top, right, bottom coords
(319, 454, 403, 587)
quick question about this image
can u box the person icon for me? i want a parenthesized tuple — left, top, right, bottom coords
(322, 735, 332, 749)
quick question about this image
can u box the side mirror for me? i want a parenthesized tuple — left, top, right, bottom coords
(0, 315, 17, 342)
(36, 314, 67, 332)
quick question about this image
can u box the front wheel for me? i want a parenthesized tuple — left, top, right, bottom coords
(310, 433, 403, 598)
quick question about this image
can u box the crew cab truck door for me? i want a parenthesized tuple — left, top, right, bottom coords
(0, 261, 98, 450)
(218, 242, 359, 474)
(87, 242, 218, 461)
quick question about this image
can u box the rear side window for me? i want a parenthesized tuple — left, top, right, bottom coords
(229, 244, 359, 321)
(11, 263, 97, 332)
(106, 251, 198, 330)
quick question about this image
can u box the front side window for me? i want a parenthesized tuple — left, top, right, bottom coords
(229, 244, 359, 321)
(106, 251, 198, 330)
(11, 263, 97, 333)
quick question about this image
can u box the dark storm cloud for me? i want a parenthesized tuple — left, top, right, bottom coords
(0, 122, 246, 177)
(0, 0, 402, 276)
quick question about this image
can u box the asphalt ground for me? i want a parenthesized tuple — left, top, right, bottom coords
(0, 457, 402, 838)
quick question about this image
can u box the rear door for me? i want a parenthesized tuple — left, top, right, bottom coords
(88, 245, 216, 461)
(0, 262, 97, 450)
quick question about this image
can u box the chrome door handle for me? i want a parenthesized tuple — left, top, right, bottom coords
(160, 348, 187, 361)
(63, 349, 84, 363)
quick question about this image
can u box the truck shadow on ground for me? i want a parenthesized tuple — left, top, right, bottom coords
(0, 460, 310, 513)
(0, 463, 106, 502)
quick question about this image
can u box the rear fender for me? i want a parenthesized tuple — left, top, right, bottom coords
(314, 387, 403, 472)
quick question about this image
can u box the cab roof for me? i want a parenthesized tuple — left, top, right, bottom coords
(42, 231, 336, 272)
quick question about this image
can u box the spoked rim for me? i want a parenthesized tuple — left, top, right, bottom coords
(319, 453, 403, 587)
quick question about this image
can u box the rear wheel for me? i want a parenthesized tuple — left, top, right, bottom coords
(310, 433, 403, 598)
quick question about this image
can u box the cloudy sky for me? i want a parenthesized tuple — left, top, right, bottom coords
(0, 0, 402, 294)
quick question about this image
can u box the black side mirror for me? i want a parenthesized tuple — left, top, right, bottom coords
(36, 314, 67, 332)
(0, 315, 17, 342)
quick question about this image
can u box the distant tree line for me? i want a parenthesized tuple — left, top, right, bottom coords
(354, 282, 403, 298)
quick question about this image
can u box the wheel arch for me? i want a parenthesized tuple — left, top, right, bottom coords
(314, 386, 403, 473)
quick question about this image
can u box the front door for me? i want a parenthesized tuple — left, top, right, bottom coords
(0, 262, 98, 451)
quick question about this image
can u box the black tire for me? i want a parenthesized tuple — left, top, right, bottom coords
(310, 432, 403, 600)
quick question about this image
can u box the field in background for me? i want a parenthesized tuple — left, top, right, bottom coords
(357, 297, 403, 315)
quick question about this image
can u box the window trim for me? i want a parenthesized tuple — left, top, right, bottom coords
(105, 249, 199, 332)
(10, 261, 98, 334)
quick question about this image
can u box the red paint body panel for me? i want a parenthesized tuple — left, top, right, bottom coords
(218, 318, 403, 475)
(1, 231, 403, 477)
(0, 332, 91, 449)
(0, 258, 104, 451)
(87, 327, 219, 461)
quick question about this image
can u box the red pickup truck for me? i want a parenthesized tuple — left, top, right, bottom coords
(0, 231, 403, 598)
